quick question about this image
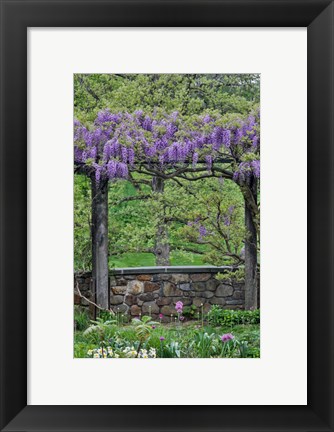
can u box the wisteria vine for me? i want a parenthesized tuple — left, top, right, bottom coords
(74, 109, 260, 184)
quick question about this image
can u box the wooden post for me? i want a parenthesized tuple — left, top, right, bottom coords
(91, 178, 109, 310)
(152, 176, 170, 266)
(244, 178, 258, 310)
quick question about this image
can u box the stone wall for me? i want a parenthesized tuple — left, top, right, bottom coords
(74, 266, 248, 321)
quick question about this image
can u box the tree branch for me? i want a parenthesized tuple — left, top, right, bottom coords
(113, 194, 151, 206)
(74, 281, 115, 314)
(78, 75, 100, 102)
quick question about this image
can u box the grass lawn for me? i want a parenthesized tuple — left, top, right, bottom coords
(109, 251, 208, 268)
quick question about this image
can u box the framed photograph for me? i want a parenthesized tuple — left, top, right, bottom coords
(73, 71, 261, 360)
(1, 0, 333, 431)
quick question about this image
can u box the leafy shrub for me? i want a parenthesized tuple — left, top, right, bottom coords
(132, 315, 159, 343)
(161, 340, 181, 358)
(244, 345, 260, 358)
(215, 268, 245, 283)
(207, 305, 260, 327)
(74, 341, 96, 358)
(98, 309, 115, 322)
(74, 306, 90, 331)
(83, 317, 117, 343)
(193, 330, 220, 358)
(182, 304, 198, 319)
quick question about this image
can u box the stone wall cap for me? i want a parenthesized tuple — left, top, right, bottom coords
(110, 265, 237, 275)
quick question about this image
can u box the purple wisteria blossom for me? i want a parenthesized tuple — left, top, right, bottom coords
(223, 205, 236, 226)
(205, 155, 213, 171)
(192, 152, 199, 167)
(251, 160, 260, 177)
(233, 160, 260, 183)
(74, 109, 260, 184)
(224, 216, 231, 226)
(212, 127, 231, 150)
(198, 225, 207, 239)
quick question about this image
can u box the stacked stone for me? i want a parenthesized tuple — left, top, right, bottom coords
(74, 270, 245, 321)
(74, 273, 95, 317)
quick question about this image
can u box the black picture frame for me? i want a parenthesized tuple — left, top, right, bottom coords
(1, 0, 333, 431)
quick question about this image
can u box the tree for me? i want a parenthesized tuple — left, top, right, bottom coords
(74, 73, 259, 120)
(164, 177, 246, 266)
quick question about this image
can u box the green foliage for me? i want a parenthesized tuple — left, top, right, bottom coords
(182, 304, 198, 319)
(192, 330, 220, 358)
(98, 309, 115, 322)
(74, 175, 92, 270)
(83, 317, 117, 344)
(162, 340, 181, 358)
(216, 268, 245, 283)
(169, 177, 245, 266)
(207, 306, 260, 327)
(74, 306, 90, 331)
(74, 340, 96, 358)
(131, 315, 159, 343)
(74, 171, 247, 269)
(74, 74, 260, 123)
(74, 321, 260, 358)
(74, 74, 260, 270)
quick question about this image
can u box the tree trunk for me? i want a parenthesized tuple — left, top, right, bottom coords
(152, 176, 170, 266)
(244, 178, 258, 310)
(91, 180, 97, 318)
(91, 178, 109, 309)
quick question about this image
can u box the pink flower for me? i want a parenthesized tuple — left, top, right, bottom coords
(175, 301, 183, 313)
(159, 336, 165, 341)
(159, 314, 163, 319)
(221, 333, 234, 343)
(179, 316, 185, 321)
(152, 325, 156, 329)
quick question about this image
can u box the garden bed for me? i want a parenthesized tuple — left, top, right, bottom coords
(74, 315, 260, 359)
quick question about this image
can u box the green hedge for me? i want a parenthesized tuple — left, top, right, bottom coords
(207, 305, 260, 327)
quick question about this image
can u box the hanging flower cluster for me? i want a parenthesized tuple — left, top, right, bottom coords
(233, 160, 260, 183)
(187, 217, 210, 240)
(223, 205, 236, 227)
(74, 109, 260, 184)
